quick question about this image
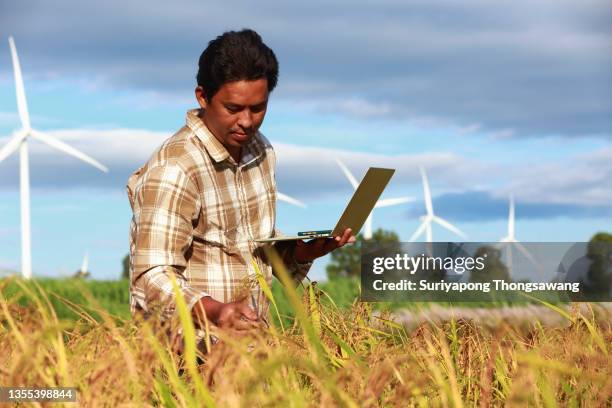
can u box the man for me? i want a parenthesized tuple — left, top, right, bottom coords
(127, 29, 354, 334)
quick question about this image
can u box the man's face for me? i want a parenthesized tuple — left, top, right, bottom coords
(196, 79, 269, 153)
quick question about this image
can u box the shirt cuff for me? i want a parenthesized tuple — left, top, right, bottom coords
(182, 285, 210, 315)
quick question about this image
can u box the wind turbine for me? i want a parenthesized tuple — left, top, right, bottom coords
(499, 195, 538, 273)
(277, 192, 307, 208)
(335, 158, 413, 240)
(410, 166, 466, 242)
(0, 36, 108, 279)
(72, 251, 91, 278)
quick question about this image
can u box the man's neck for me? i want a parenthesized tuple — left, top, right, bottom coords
(228, 146, 242, 164)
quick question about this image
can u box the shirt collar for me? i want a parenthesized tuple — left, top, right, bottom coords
(186, 108, 264, 167)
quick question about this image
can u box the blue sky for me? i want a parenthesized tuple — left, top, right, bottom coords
(0, 0, 610, 281)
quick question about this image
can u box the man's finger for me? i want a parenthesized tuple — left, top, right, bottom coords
(340, 229, 351, 245)
(337, 228, 352, 246)
(239, 304, 258, 321)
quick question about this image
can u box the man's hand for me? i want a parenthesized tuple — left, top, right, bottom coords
(293, 228, 356, 263)
(193, 296, 260, 331)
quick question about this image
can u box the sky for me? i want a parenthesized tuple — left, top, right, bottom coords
(0, 0, 610, 281)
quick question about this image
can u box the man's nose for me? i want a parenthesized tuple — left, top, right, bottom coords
(237, 109, 253, 129)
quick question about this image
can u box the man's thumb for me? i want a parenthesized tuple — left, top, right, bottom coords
(240, 302, 258, 321)
(241, 304, 257, 320)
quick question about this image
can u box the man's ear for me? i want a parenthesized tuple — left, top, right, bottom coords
(195, 86, 208, 109)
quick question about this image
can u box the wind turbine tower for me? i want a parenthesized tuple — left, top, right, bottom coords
(499, 195, 537, 274)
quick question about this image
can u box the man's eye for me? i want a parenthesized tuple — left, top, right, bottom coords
(251, 105, 266, 113)
(226, 106, 240, 113)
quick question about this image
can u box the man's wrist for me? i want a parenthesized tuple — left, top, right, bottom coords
(193, 296, 223, 325)
(293, 245, 314, 264)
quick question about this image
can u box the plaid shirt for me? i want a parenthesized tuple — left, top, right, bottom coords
(127, 109, 311, 323)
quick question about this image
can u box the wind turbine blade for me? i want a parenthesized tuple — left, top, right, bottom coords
(335, 158, 359, 189)
(30, 130, 109, 173)
(508, 195, 515, 239)
(277, 192, 307, 208)
(8, 37, 31, 130)
(433, 215, 467, 239)
(374, 196, 414, 208)
(409, 221, 429, 242)
(0, 130, 28, 163)
(513, 241, 539, 267)
(419, 166, 434, 216)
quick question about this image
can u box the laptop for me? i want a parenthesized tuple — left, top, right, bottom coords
(255, 167, 395, 242)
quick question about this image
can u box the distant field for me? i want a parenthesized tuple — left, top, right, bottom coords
(0, 277, 362, 325)
(0, 277, 577, 326)
(2, 277, 132, 321)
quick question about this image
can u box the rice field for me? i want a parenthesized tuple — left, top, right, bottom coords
(1, 265, 610, 406)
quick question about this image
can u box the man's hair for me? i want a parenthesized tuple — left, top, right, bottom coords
(197, 29, 279, 101)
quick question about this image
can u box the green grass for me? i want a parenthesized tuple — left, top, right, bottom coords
(1, 276, 556, 327)
(2, 277, 362, 325)
(2, 278, 131, 321)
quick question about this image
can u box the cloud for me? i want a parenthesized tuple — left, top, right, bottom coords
(293, 97, 395, 118)
(275, 142, 495, 198)
(0, 127, 610, 222)
(403, 144, 612, 221)
(408, 190, 612, 222)
(492, 147, 612, 207)
(0, 127, 496, 193)
(0, 128, 169, 189)
(0, 0, 610, 138)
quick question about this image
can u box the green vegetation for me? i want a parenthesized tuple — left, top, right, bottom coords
(2, 278, 131, 321)
(585, 232, 612, 295)
(0, 277, 361, 325)
(0, 275, 569, 328)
